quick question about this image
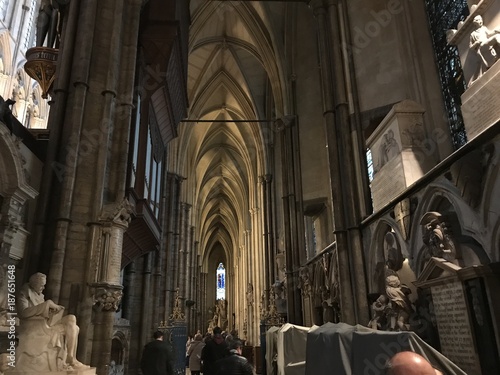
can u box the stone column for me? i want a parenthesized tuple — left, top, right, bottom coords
(91, 284, 124, 375)
(200, 272, 207, 330)
(139, 252, 153, 346)
(179, 203, 191, 300)
(152, 248, 163, 328)
(165, 173, 183, 319)
(88, 198, 132, 373)
(278, 117, 303, 326)
(310, 0, 368, 324)
(121, 262, 136, 320)
(260, 174, 275, 289)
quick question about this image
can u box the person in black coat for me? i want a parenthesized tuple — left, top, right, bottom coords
(140, 330, 175, 375)
(201, 326, 229, 375)
(214, 339, 253, 375)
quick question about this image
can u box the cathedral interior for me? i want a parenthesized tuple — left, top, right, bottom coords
(0, 0, 499, 374)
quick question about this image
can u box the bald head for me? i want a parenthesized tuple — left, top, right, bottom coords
(386, 352, 436, 375)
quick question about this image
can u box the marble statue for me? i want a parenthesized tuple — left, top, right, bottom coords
(469, 15, 500, 81)
(368, 295, 388, 330)
(385, 274, 412, 331)
(15, 272, 89, 371)
(420, 211, 456, 261)
(217, 299, 228, 330)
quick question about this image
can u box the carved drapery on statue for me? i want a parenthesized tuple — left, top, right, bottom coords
(420, 211, 457, 263)
(15, 273, 91, 371)
(367, 272, 413, 331)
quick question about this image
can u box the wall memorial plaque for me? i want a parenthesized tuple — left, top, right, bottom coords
(430, 280, 480, 375)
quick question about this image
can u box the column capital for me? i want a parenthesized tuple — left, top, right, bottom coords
(100, 197, 133, 229)
(90, 283, 124, 312)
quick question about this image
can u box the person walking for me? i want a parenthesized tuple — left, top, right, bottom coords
(214, 339, 253, 375)
(201, 326, 229, 375)
(140, 330, 175, 375)
(188, 333, 205, 375)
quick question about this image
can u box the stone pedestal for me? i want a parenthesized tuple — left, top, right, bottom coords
(461, 60, 500, 139)
(367, 100, 435, 211)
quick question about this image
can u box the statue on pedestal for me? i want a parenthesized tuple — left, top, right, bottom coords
(15, 272, 89, 371)
(36, 0, 70, 48)
(469, 15, 500, 82)
(420, 212, 457, 262)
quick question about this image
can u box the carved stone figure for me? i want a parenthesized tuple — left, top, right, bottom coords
(469, 15, 500, 82)
(470, 16, 500, 64)
(217, 299, 228, 330)
(15, 272, 89, 371)
(420, 211, 456, 261)
(385, 274, 412, 331)
(368, 295, 388, 330)
(246, 283, 254, 306)
(298, 266, 312, 297)
(377, 129, 400, 170)
(384, 232, 404, 272)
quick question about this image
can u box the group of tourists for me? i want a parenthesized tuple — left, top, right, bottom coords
(140, 326, 253, 375)
(187, 326, 253, 375)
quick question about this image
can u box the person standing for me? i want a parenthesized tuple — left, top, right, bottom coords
(214, 339, 253, 375)
(140, 331, 175, 375)
(201, 326, 229, 375)
(188, 333, 205, 375)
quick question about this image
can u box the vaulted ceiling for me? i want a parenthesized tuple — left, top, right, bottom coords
(174, 1, 289, 269)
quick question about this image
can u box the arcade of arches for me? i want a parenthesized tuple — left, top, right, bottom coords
(0, 0, 499, 374)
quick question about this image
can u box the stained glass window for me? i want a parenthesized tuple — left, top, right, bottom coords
(216, 263, 225, 300)
(424, 0, 469, 149)
(366, 149, 374, 182)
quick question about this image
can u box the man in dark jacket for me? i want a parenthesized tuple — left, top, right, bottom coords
(214, 339, 253, 375)
(140, 330, 175, 375)
(201, 326, 229, 375)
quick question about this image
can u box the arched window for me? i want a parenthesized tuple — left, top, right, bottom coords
(23, 0, 37, 51)
(216, 263, 225, 300)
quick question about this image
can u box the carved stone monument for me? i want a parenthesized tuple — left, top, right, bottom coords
(447, 0, 500, 139)
(414, 258, 500, 375)
(11, 273, 95, 375)
(367, 100, 435, 211)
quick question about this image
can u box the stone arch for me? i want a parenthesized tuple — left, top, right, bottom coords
(111, 330, 129, 374)
(0, 124, 38, 263)
(367, 218, 406, 294)
(480, 141, 500, 261)
(411, 184, 490, 276)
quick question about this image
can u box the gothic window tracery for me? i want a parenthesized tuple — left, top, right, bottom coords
(425, 0, 469, 149)
(216, 262, 225, 300)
